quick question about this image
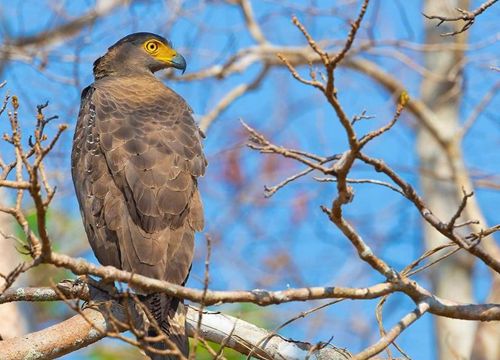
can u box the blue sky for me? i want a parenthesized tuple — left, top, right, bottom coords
(0, 1, 498, 359)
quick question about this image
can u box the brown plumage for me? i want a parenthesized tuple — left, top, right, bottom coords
(71, 33, 206, 359)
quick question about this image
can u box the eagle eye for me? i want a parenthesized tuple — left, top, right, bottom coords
(144, 40, 160, 54)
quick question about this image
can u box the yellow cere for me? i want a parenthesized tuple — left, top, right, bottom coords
(143, 39, 177, 63)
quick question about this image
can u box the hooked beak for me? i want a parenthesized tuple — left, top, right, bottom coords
(170, 53, 186, 74)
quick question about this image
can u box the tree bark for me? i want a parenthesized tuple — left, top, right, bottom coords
(0, 194, 27, 339)
(0, 302, 351, 360)
(419, 1, 477, 359)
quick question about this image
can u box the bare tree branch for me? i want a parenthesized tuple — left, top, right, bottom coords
(1, 0, 130, 62)
(423, 0, 498, 36)
(354, 301, 430, 359)
(0, 283, 351, 360)
(199, 66, 269, 133)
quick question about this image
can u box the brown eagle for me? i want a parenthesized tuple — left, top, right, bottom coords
(71, 33, 206, 359)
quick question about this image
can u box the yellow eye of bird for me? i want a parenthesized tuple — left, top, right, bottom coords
(145, 41, 159, 53)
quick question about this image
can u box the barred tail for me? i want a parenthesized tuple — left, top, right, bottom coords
(143, 293, 189, 360)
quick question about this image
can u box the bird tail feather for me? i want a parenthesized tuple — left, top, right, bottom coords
(143, 293, 189, 359)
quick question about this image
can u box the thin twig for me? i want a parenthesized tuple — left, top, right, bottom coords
(190, 235, 212, 359)
(314, 177, 405, 196)
(265, 155, 341, 197)
(423, 0, 498, 36)
(354, 301, 430, 359)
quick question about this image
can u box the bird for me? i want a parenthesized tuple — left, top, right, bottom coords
(71, 32, 207, 359)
